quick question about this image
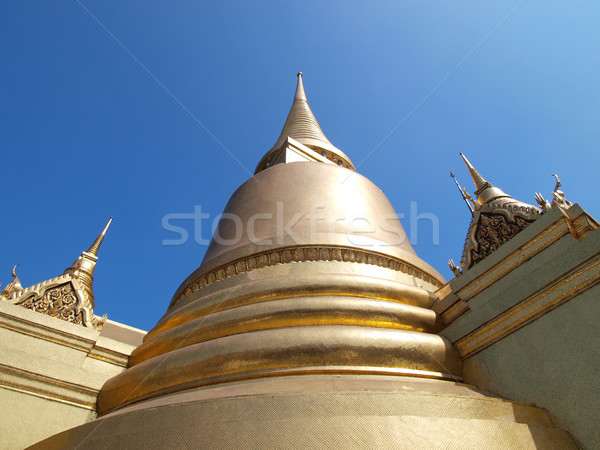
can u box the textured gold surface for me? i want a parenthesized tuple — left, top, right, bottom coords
(35, 375, 577, 449)
(28, 74, 588, 448)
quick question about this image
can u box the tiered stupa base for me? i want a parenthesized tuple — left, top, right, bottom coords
(32, 374, 575, 449)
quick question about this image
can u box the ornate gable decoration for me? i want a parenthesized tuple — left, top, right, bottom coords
(449, 154, 541, 275)
(0, 219, 112, 330)
(448, 157, 579, 277)
(460, 201, 540, 270)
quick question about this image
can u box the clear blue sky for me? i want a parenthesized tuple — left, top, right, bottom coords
(2, 1, 599, 331)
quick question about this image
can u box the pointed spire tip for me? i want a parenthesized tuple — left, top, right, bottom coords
(86, 217, 113, 257)
(460, 153, 487, 190)
(459, 153, 512, 204)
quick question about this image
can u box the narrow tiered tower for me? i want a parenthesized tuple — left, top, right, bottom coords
(34, 74, 576, 449)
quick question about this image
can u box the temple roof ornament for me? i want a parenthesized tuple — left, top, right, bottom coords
(0, 219, 113, 329)
(0, 265, 24, 299)
(450, 171, 477, 214)
(535, 174, 573, 212)
(254, 73, 356, 173)
(454, 154, 541, 273)
(448, 258, 461, 277)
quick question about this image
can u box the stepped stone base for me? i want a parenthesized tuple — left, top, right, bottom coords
(31, 375, 576, 449)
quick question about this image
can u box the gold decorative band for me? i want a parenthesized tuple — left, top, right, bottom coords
(175, 245, 443, 306)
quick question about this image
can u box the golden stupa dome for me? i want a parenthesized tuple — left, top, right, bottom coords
(95, 74, 458, 416)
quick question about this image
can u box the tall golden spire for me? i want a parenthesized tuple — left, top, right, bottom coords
(460, 153, 509, 204)
(255, 73, 355, 173)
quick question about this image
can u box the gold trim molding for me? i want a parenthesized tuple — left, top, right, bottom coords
(0, 363, 98, 410)
(455, 253, 600, 359)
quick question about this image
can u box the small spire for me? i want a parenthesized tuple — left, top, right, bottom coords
(64, 218, 113, 307)
(459, 153, 487, 191)
(87, 217, 113, 257)
(459, 153, 510, 205)
(450, 171, 474, 214)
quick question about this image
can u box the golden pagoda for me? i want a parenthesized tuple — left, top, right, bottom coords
(25, 74, 599, 449)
